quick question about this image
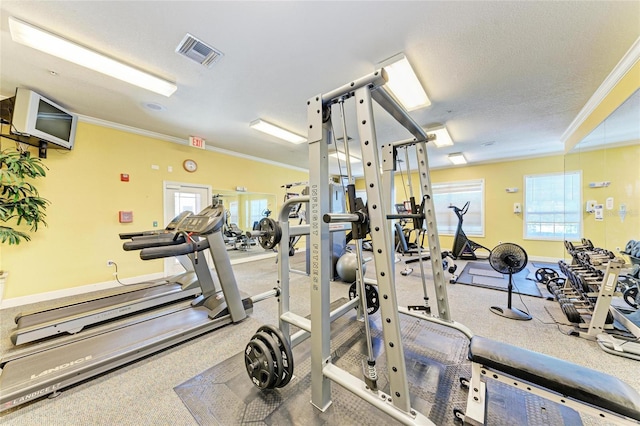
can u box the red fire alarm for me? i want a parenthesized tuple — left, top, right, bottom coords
(119, 211, 133, 223)
(120, 173, 130, 182)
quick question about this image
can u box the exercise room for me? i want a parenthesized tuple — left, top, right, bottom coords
(1, 2, 639, 425)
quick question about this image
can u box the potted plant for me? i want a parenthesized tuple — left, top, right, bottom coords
(0, 149, 48, 300)
(0, 149, 49, 244)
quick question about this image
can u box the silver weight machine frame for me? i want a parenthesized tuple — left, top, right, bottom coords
(268, 68, 639, 425)
(305, 69, 462, 424)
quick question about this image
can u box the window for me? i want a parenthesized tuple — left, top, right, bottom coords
(228, 201, 239, 225)
(249, 198, 269, 229)
(174, 192, 200, 217)
(432, 179, 484, 236)
(524, 171, 581, 240)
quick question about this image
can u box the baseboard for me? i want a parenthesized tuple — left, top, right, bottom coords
(229, 251, 277, 265)
(0, 272, 165, 310)
(527, 255, 562, 264)
(0, 251, 283, 310)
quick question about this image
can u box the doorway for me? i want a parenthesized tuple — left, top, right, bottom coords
(163, 181, 212, 276)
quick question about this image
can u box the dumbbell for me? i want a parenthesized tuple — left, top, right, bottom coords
(561, 302, 614, 325)
(581, 238, 594, 250)
(621, 240, 637, 255)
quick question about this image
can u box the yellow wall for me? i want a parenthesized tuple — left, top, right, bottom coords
(1, 121, 307, 299)
(385, 155, 565, 259)
(565, 143, 640, 253)
(357, 143, 638, 260)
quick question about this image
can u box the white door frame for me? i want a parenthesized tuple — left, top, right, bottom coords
(163, 181, 212, 277)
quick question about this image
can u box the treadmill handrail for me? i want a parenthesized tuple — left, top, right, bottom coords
(139, 238, 210, 260)
(123, 233, 187, 251)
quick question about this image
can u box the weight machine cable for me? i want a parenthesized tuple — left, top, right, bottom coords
(402, 145, 430, 309)
(396, 148, 409, 202)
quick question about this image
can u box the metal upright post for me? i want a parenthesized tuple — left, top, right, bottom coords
(414, 141, 451, 320)
(307, 94, 332, 411)
(354, 86, 411, 413)
(278, 213, 291, 342)
(380, 143, 397, 278)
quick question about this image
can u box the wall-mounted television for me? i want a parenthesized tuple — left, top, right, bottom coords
(10, 88, 77, 150)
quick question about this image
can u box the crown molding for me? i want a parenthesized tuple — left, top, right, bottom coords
(560, 37, 640, 145)
(77, 114, 309, 173)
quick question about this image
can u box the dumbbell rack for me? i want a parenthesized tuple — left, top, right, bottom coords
(551, 253, 640, 361)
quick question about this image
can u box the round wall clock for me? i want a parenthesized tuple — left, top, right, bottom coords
(183, 159, 198, 173)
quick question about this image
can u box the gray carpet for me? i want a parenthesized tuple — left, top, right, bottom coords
(1, 254, 638, 425)
(456, 261, 542, 298)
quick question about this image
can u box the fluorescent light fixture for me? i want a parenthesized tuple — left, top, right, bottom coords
(329, 151, 361, 163)
(249, 119, 307, 144)
(426, 125, 454, 147)
(448, 152, 467, 165)
(380, 53, 431, 111)
(8, 16, 177, 97)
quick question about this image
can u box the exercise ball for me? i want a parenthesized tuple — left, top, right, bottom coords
(336, 252, 366, 283)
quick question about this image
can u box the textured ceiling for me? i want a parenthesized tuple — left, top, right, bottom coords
(1, 1, 639, 176)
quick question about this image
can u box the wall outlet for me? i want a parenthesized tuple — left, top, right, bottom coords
(107, 260, 114, 267)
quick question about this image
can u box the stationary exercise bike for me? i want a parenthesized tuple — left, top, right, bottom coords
(449, 202, 490, 260)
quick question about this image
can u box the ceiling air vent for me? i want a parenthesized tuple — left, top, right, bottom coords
(176, 33, 223, 68)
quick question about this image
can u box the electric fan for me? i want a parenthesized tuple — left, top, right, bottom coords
(488, 243, 532, 321)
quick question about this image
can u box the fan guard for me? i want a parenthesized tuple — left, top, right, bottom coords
(489, 243, 528, 275)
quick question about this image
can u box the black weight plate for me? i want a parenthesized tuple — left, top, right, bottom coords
(257, 217, 282, 249)
(623, 286, 639, 309)
(244, 338, 275, 389)
(561, 303, 582, 323)
(256, 324, 294, 388)
(535, 267, 558, 283)
(618, 275, 632, 289)
(548, 277, 566, 286)
(348, 282, 380, 315)
(253, 331, 283, 388)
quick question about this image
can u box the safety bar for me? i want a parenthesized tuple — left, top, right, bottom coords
(250, 288, 280, 304)
(371, 86, 428, 142)
(321, 69, 388, 106)
(323, 212, 366, 223)
(289, 296, 361, 348)
(386, 213, 423, 220)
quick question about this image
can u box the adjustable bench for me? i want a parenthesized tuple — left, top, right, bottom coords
(462, 336, 640, 425)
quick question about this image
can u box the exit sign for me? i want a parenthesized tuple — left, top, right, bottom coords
(189, 136, 206, 149)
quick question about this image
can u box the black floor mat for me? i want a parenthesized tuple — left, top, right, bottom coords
(456, 262, 542, 297)
(174, 310, 581, 425)
(532, 261, 562, 271)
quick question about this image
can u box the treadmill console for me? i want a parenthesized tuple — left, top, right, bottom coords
(180, 205, 225, 235)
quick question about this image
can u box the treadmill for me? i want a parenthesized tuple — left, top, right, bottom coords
(0, 204, 270, 412)
(9, 211, 203, 346)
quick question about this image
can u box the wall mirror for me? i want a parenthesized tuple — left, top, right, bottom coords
(213, 189, 278, 263)
(564, 89, 640, 260)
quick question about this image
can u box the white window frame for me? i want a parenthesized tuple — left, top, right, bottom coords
(249, 198, 268, 229)
(523, 171, 582, 241)
(432, 179, 485, 237)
